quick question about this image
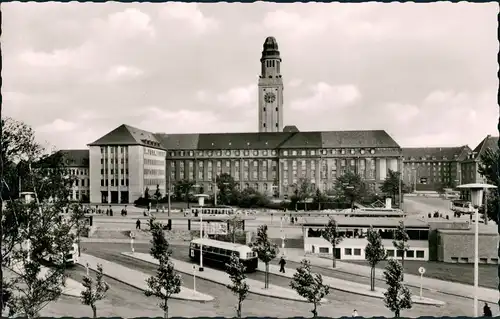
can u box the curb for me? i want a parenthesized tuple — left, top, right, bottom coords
(256, 267, 445, 306)
(7, 266, 82, 299)
(78, 257, 213, 303)
(294, 257, 494, 303)
(121, 252, 320, 304)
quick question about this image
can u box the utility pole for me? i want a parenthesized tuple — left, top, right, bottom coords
(167, 167, 171, 217)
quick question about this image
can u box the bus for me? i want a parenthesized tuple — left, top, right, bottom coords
(450, 200, 474, 215)
(189, 238, 258, 272)
(191, 205, 235, 217)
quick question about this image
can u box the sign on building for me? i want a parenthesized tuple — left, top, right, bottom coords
(205, 222, 227, 235)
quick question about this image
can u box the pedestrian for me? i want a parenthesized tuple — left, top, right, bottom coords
(352, 309, 358, 317)
(483, 302, 492, 317)
(136, 219, 141, 230)
(279, 256, 286, 273)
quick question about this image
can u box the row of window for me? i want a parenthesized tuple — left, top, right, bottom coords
(100, 146, 128, 154)
(168, 148, 381, 158)
(316, 247, 425, 259)
(283, 149, 377, 157)
(101, 179, 130, 187)
(100, 158, 129, 165)
(69, 169, 88, 176)
(101, 169, 129, 175)
(405, 155, 458, 161)
(307, 227, 429, 241)
(405, 162, 452, 167)
(145, 148, 166, 157)
(73, 179, 89, 187)
(144, 159, 164, 166)
(145, 178, 165, 186)
(144, 169, 165, 176)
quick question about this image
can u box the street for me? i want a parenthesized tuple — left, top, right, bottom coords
(73, 242, 493, 317)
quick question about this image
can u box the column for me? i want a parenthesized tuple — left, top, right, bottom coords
(107, 146, 111, 203)
(240, 158, 244, 190)
(377, 158, 387, 181)
(315, 159, 320, 188)
(117, 147, 122, 204)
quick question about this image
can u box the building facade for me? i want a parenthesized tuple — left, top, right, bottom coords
(84, 36, 403, 204)
(59, 150, 90, 202)
(88, 125, 166, 204)
(461, 135, 499, 185)
(401, 146, 470, 192)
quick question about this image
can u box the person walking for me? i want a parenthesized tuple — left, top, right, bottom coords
(136, 219, 141, 230)
(483, 302, 492, 317)
(279, 256, 286, 273)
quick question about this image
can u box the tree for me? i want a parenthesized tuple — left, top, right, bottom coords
(227, 215, 243, 243)
(392, 221, 410, 271)
(174, 179, 195, 207)
(69, 204, 90, 257)
(313, 188, 328, 210)
(380, 170, 404, 207)
(217, 173, 239, 205)
(1, 118, 77, 318)
(154, 184, 162, 210)
(365, 227, 387, 291)
(290, 259, 330, 318)
(237, 188, 269, 208)
(292, 178, 314, 210)
(80, 263, 110, 318)
(477, 148, 499, 223)
(144, 218, 181, 319)
(252, 225, 279, 289)
(321, 218, 343, 268)
(334, 171, 367, 210)
(383, 259, 412, 318)
(225, 253, 250, 318)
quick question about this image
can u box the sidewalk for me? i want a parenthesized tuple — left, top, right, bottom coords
(281, 248, 498, 303)
(258, 263, 444, 306)
(78, 253, 213, 302)
(122, 252, 326, 303)
(9, 262, 84, 298)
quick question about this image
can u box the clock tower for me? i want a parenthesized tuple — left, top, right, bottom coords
(258, 37, 284, 133)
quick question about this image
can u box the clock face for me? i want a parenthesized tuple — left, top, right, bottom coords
(264, 92, 276, 104)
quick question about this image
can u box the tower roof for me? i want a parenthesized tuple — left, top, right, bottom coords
(261, 36, 281, 61)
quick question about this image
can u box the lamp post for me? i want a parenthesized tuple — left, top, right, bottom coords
(456, 183, 497, 317)
(194, 193, 209, 272)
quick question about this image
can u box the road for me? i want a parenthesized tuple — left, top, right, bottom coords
(79, 242, 493, 317)
(404, 196, 453, 215)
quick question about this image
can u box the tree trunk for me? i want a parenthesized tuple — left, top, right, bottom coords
(370, 267, 375, 291)
(265, 263, 269, 289)
(164, 304, 169, 319)
(237, 299, 242, 318)
(332, 244, 336, 268)
(78, 235, 81, 257)
(312, 302, 318, 318)
(395, 309, 400, 318)
(92, 305, 97, 318)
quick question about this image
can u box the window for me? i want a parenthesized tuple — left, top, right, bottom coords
(121, 179, 124, 186)
(126, 179, 129, 186)
(263, 107, 266, 112)
(319, 247, 329, 254)
(416, 250, 425, 258)
(344, 248, 352, 255)
(386, 250, 394, 257)
(406, 250, 415, 258)
(100, 169, 104, 174)
(75, 180, 79, 186)
(101, 180, 104, 186)
(396, 250, 404, 257)
(276, 123, 278, 127)
(354, 248, 361, 256)
(276, 107, 278, 112)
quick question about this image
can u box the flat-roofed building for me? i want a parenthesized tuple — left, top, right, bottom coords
(87, 125, 167, 204)
(301, 217, 430, 261)
(437, 227, 498, 264)
(402, 146, 470, 192)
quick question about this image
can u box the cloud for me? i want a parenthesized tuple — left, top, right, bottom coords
(262, 10, 328, 37)
(288, 79, 303, 88)
(106, 8, 156, 38)
(37, 119, 77, 133)
(105, 65, 144, 82)
(290, 83, 361, 111)
(216, 84, 257, 109)
(158, 3, 218, 34)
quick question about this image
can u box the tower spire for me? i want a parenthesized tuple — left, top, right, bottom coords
(258, 37, 284, 133)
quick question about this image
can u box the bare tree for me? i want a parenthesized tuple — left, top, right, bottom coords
(321, 218, 344, 268)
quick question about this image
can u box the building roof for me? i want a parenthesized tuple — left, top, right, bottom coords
(92, 125, 402, 151)
(302, 217, 429, 228)
(88, 124, 164, 149)
(468, 135, 499, 161)
(402, 146, 471, 161)
(283, 125, 300, 133)
(58, 149, 89, 167)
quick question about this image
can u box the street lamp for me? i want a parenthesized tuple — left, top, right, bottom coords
(194, 193, 209, 272)
(456, 183, 497, 317)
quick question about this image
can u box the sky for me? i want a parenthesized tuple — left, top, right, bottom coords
(2, 2, 499, 151)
